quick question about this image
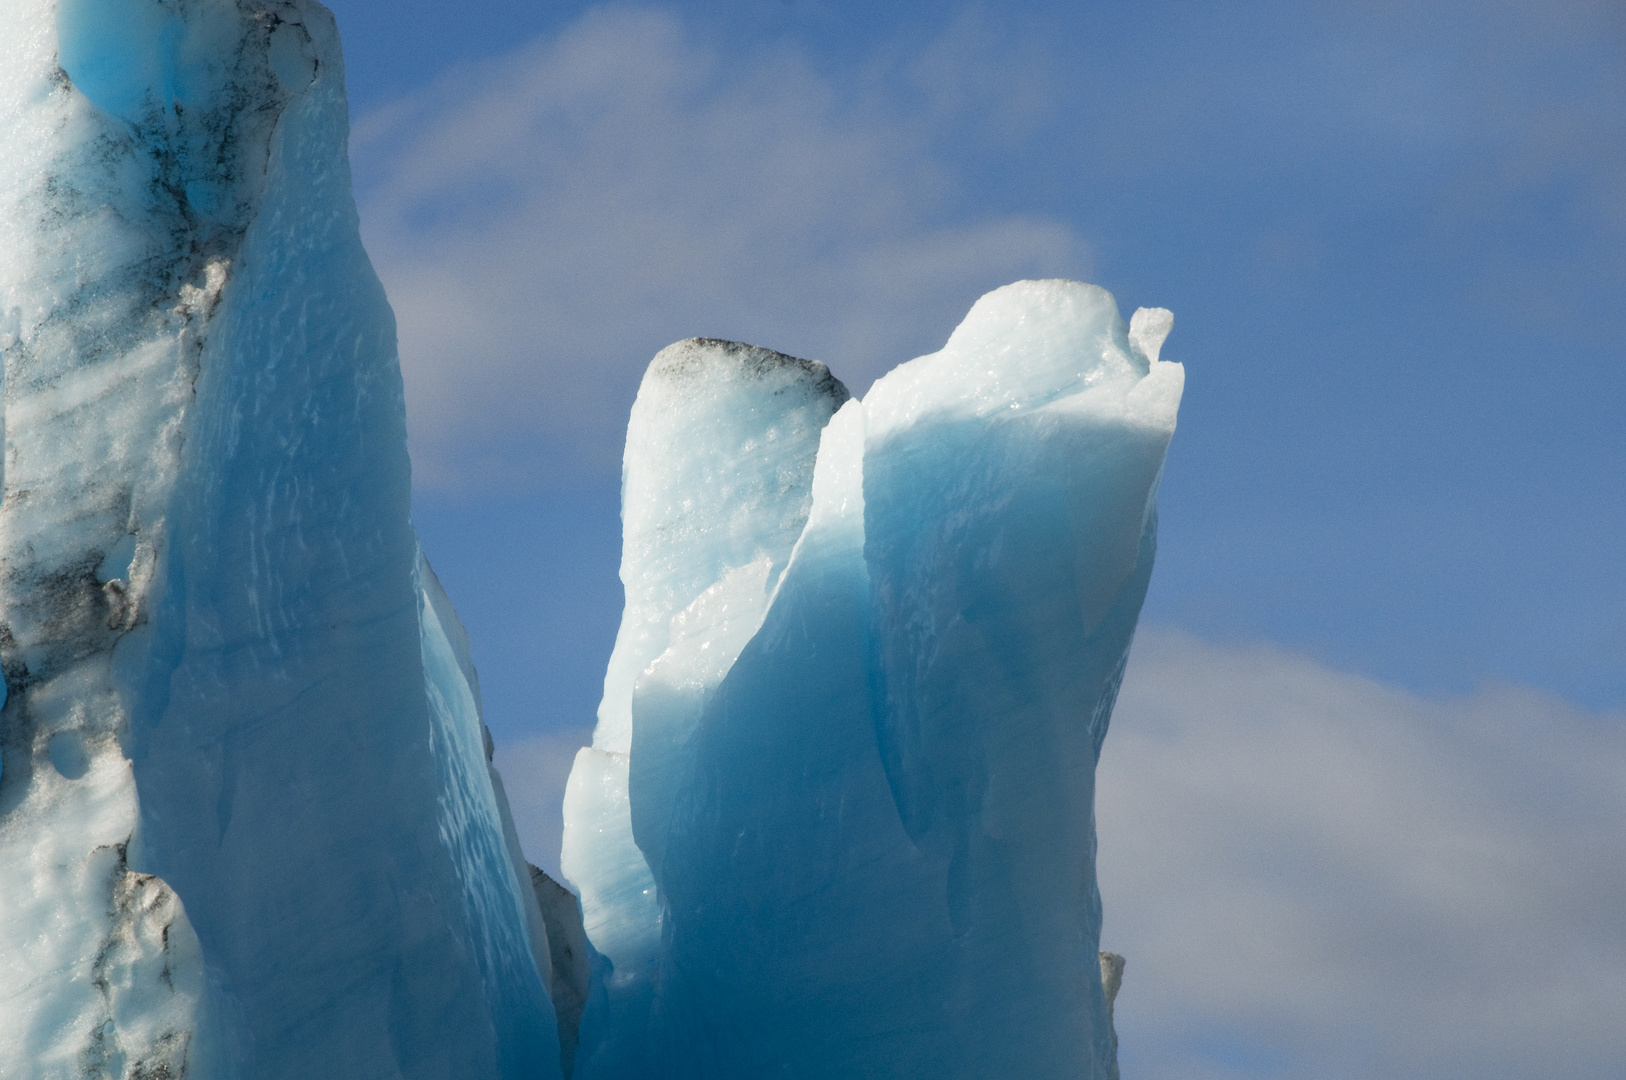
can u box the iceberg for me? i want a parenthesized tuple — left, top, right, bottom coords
(0, 1, 560, 1076)
(564, 282, 1182, 1078)
(0, 1, 1181, 1076)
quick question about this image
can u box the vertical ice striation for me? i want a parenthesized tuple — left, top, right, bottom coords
(0, 0, 281, 1070)
(0, 1, 559, 1077)
(562, 280, 1182, 1078)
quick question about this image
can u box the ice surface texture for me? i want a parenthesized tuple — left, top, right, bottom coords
(0, 2, 560, 1077)
(0, 1, 1179, 1074)
(561, 340, 850, 1076)
(563, 281, 1183, 1078)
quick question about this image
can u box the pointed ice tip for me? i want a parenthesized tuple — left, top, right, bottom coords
(1099, 951, 1125, 1006)
(1129, 307, 1174, 366)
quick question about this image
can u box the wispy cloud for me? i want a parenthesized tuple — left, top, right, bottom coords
(351, 6, 1086, 490)
(1100, 629, 1626, 1079)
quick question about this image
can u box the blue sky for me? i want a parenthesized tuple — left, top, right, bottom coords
(322, 2, 1624, 1075)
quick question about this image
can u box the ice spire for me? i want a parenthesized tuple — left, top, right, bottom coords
(561, 338, 850, 1075)
(0, 2, 560, 1076)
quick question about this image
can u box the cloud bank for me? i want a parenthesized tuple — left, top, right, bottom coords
(498, 630, 1626, 1077)
(352, 7, 1085, 490)
(1099, 630, 1626, 1079)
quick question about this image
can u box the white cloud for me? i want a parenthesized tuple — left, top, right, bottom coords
(351, 6, 1086, 490)
(1099, 629, 1626, 1079)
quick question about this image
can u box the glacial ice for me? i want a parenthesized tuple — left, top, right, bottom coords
(0, 1, 559, 1076)
(1100, 952, 1126, 1080)
(560, 338, 850, 1076)
(0, 0, 1181, 1076)
(563, 280, 1182, 1078)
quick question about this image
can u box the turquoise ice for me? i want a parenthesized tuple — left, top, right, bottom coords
(564, 281, 1183, 1078)
(0, 0, 1181, 1075)
(0, 1, 560, 1076)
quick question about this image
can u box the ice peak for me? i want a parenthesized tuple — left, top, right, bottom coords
(862, 278, 1163, 442)
(1129, 305, 1174, 365)
(1, 2, 563, 1075)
